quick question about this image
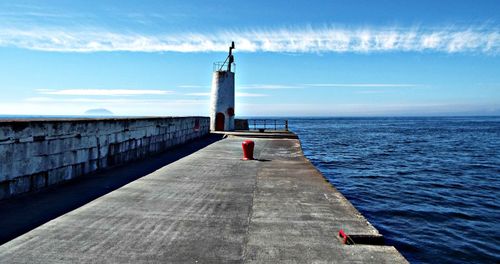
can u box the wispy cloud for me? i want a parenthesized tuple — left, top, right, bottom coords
(303, 83, 417, 87)
(239, 84, 300, 89)
(185, 92, 211, 96)
(355, 90, 394, 94)
(7, 97, 208, 116)
(236, 92, 268, 97)
(239, 83, 419, 89)
(36, 89, 173, 96)
(25, 97, 202, 104)
(0, 25, 498, 54)
(183, 83, 416, 91)
(186, 92, 268, 97)
(7, 96, 498, 116)
(178, 85, 208, 88)
(238, 102, 500, 116)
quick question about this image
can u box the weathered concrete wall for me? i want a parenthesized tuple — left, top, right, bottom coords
(234, 119, 249, 130)
(0, 117, 209, 200)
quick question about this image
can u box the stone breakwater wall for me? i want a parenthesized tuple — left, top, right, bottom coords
(0, 117, 209, 200)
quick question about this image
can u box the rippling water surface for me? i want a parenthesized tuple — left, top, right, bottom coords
(289, 117, 500, 263)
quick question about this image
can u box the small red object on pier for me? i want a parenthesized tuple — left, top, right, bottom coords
(339, 229, 349, 244)
(242, 140, 255, 160)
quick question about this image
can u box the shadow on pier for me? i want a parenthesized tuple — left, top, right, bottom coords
(0, 134, 223, 246)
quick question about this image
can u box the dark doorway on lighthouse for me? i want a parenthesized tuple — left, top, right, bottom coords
(215, 113, 225, 131)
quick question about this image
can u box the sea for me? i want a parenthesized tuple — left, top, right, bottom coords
(288, 117, 500, 263)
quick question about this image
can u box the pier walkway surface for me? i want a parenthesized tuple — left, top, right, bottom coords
(0, 132, 407, 263)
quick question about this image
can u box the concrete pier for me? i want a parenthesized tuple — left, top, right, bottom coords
(0, 132, 407, 263)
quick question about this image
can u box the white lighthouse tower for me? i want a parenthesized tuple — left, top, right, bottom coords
(210, 42, 235, 131)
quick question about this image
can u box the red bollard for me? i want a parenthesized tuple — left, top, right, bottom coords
(339, 229, 348, 244)
(242, 140, 255, 160)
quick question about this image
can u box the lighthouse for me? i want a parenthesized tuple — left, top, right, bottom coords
(210, 42, 235, 131)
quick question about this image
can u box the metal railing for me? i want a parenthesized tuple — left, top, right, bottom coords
(247, 119, 288, 131)
(213, 62, 236, 72)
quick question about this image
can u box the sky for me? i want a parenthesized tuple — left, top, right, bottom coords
(0, 0, 499, 117)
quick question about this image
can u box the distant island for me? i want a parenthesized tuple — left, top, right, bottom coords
(84, 108, 114, 116)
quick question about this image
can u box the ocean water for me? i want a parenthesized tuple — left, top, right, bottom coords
(288, 117, 500, 263)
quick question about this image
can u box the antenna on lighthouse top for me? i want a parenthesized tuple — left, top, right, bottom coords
(227, 41, 235, 72)
(217, 41, 235, 72)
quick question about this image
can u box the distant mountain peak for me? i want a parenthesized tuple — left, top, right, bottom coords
(84, 108, 114, 116)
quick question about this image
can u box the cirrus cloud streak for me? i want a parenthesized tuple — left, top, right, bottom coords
(0, 25, 498, 54)
(185, 92, 268, 97)
(36, 89, 173, 96)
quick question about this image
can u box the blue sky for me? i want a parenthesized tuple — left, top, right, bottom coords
(0, 0, 499, 116)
